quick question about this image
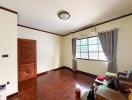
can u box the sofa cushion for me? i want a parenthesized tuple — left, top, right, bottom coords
(127, 69, 132, 79)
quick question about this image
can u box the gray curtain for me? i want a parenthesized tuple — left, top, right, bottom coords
(72, 38, 77, 71)
(98, 29, 118, 73)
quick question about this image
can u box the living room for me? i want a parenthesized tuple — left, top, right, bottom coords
(0, 0, 132, 100)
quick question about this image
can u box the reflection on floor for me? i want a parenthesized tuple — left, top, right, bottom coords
(8, 68, 95, 100)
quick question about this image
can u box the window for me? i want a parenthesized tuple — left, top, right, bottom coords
(76, 36, 107, 61)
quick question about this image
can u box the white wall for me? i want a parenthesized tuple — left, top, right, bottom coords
(0, 9, 17, 95)
(63, 15, 132, 75)
(18, 26, 63, 74)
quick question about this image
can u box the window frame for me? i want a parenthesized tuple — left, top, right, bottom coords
(76, 36, 107, 62)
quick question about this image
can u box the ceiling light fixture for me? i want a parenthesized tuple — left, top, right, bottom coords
(58, 10, 70, 20)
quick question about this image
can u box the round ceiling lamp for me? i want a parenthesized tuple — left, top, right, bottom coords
(58, 10, 70, 20)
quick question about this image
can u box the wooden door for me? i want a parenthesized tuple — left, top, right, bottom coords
(18, 39, 37, 82)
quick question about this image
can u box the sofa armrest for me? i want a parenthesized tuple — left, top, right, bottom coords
(118, 72, 127, 77)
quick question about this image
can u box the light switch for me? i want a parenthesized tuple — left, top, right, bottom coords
(1, 54, 9, 58)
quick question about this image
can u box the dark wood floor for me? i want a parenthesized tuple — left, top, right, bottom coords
(8, 68, 95, 100)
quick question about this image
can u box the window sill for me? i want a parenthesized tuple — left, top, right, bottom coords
(76, 58, 108, 62)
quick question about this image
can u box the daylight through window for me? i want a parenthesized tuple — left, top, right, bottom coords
(76, 36, 107, 61)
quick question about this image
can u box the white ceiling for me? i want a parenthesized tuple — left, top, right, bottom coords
(0, 0, 132, 35)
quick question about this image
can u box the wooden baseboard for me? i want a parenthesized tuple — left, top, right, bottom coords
(59, 66, 97, 78)
(37, 66, 67, 77)
(60, 66, 72, 70)
(37, 66, 97, 78)
(37, 71, 48, 77)
(7, 92, 18, 99)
